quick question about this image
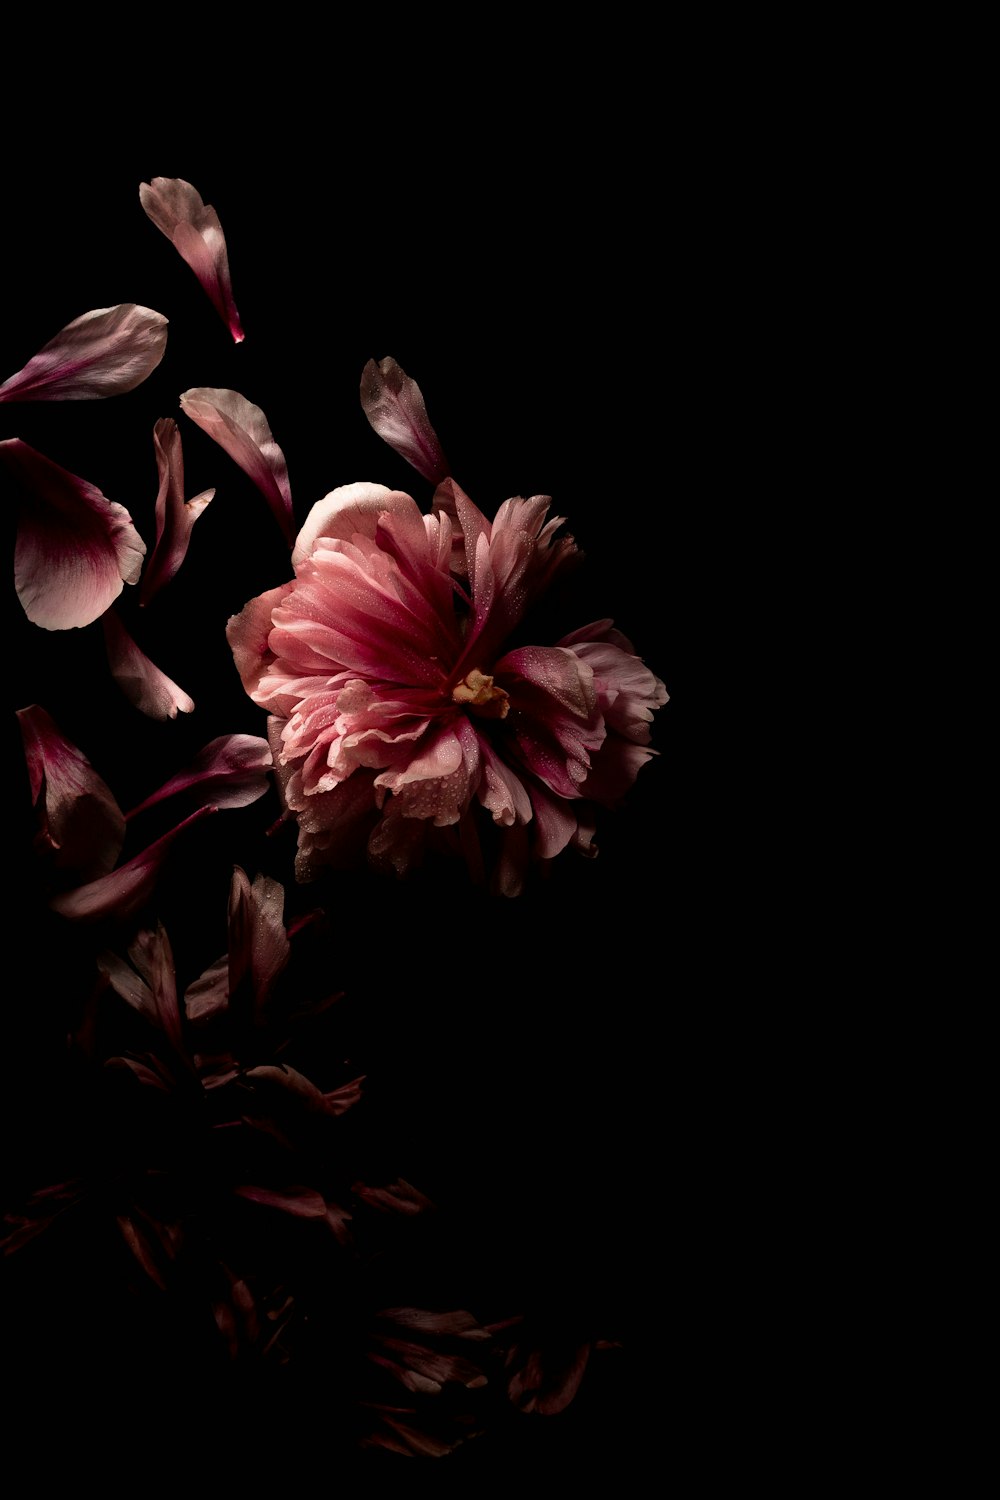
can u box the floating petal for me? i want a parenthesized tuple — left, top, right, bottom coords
(0, 304, 167, 402)
(140, 177, 244, 342)
(2, 438, 145, 629)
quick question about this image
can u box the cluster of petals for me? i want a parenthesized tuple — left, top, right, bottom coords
(229, 480, 666, 893)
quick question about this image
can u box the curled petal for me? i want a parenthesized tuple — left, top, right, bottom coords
(360, 357, 448, 484)
(140, 177, 244, 342)
(226, 584, 295, 700)
(16, 705, 125, 880)
(103, 610, 195, 720)
(2, 438, 145, 630)
(140, 418, 214, 605)
(0, 304, 167, 402)
(184, 954, 229, 1024)
(180, 388, 293, 543)
(49, 805, 215, 923)
(125, 734, 272, 819)
(291, 482, 417, 569)
(98, 923, 181, 1050)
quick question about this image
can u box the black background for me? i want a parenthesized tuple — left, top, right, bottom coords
(3, 147, 696, 1472)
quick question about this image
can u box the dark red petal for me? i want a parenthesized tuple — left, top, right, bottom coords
(16, 704, 125, 880)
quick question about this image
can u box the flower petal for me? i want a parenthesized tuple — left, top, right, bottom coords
(506, 1341, 591, 1415)
(139, 418, 214, 605)
(291, 483, 417, 569)
(231, 1185, 327, 1218)
(227, 866, 290, 1016)
(139, 177, 244, 342)
(360, 357, 448, 484)
(98, 923, 182, 1050)
(180, 388, 293, 543)
(103, 610, 195, 719)
(2, 438, 146, 629)
(352, 1179, 434, 1215)
(0, 304, 168, 402)
(48, 805, 215, 922)
(124, 734, 272, 818)
(226, 583, 296, 702)
(16, 704, 125, 880)
(496, 645, 605, 798)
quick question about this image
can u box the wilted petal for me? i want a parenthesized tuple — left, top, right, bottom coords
(2, 438, 145, 629)
(140, 419, 214, 604)
(140, 177, 244, 342)
(360, 357, 448, 484)
(49, 805, 215, 922)
(0, 304, 167, 402)
(231, 1185, 327, 1218)
(16, 705, 125, 880)
(103, 610, 195, 719)
(180, 388, 293, 543)
(125, 734, 272, 818)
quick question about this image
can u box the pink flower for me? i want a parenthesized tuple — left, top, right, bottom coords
(228, 481, 666, 894)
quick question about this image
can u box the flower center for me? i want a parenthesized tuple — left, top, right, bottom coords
(451, 667, 510, 720)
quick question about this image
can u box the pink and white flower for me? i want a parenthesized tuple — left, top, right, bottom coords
(228, 480, 666, 894)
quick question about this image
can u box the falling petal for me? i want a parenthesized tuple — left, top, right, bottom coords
(103, 610, 195, 719)
(231, 1185, 327, 1218)
(0, 304, 168, 402)
(227, 867, 290, 1016)
(360, 357, 448, 484)
(1, 1181, 86, 1257)
(139, 177, 244, 342)
(140, 418, 214, 605)
(352, 1179, 434, 1215)
(124, 734, 272, 819)
(16, 705, 125, 880)
(49, 805, 215, 922)
(180, 388, 293, 542)
(98, 923, 182, 1050)
(2, 438, 145, 630)
(506, 1341, 592, 1415)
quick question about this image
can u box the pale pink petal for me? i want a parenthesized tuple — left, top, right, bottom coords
(231, 1185, 327, 1218)
(0, 304, 167, 402)
(140, 177, 244, 342)
(226, 583, 296, 703)
(124, 734, 272, 818)
(559, 624, 668, 742)
(180, 388, 293, 543)
(139, 418, 214, 605)
(102, 610, 195, 720)
(16, 704, 125, 879)
(360, 357, 448, 484)
(291, 483, 419, 568)
(2, 438, 145, 630)
(48, 805, 215, 922)
(227, 867, 289, 1015)
(374, 725, 476, 827)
